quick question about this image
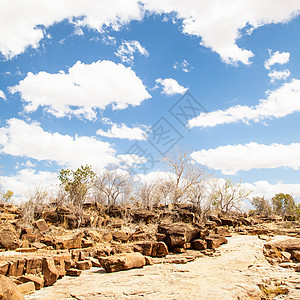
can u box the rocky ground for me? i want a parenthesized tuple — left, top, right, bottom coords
(0, 202, 300, 299)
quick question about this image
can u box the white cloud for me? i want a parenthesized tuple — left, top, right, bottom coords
(264, 50, 290, 70)
(173, 60, 192, 72)
(0, 168, 58, 200)
(0, 90, 6, 100)
(118, 154, 147, 168)
(0, 118, 117, 170)
(247, 180, 300, 200)
(96, 122, 147, 140)
(73, 27, 84, 36)
(0, 0, 143, 58)
(10, 60, 151, 120)
(268, 69, 291, 82)
(189, 79, 300, 128)
(155, 78, 187, 96)
(144, 0, 300, 65)
(115, 40, 149, 64)
(191, 142, 300, 175)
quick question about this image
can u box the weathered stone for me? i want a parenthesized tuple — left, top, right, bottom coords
(99, 252, 146, 273)
(66, 268, 82, 276)
(40, 235, 54, 246)
(21, 234, 37, 243)
(131, 210, 157, 224)
(281, 251, 292, 262)
(32, 242, 47, 249)
(42, 258, 59, 286)
(111, 231, 129, 243)
(53, 255, 66, 277)
(90, 257, 101, 267)
(206, 234, 227, 249)
(34, 219, 48, 232)
(81, 239, 94, 248)
(18, 275, 44, 290)
(76, 260, 92, 270)
(192, 239, 207, 250)
(16, 282, 35, 295)
(220, 217, 238, 227)
(0, 274, 24, 300)
(156, 242, 169, 257)
(101, 232, 113, 243)
(16, 248, 36, 253)
(0, 261, 9, 275)
(271, 238, 300, 252)
(55, 236, 81, 250)
(292, 250, 300, 262)
(0, 226, 20, 250)
(64, 259, 73, 270)
(208, 215, 222, 226)
(25, 258, 43, 275)
(7, 260, 18, 277)
(42, 211, 59, 223)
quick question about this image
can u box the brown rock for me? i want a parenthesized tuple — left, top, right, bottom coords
(271, 238, 300, 252)
(25, 258, 43, 275)
(206, 234, 227, 249)
(144, 256, 153, 265)
(292, 250, 300, 262)
(42, 258, 59, 286)
(156, 242, 169, 257)
(18, 274, 44, 290)
(192, 239, 207, 250)
(53, 254, 66, 277)
(76, 260, 92, 270)
(99, 252, 146, 273)
(220, 217, 238, 227)
(90, 257, 101, 267)
(34, 219, 48, 232)
(131, 209, 157, 224)
(21, 234, 37, 243)
(16, 282, 35, 295)
(64, 259, 73, 270)
(0, 274, 24, 300)
(101, 232, 113, 243)
(7, 260, 18, 277)
(32, 242, 47, 249)
(66, 268, 82, 276)
(111, 231, 129, 243)
(0, 261, 9, 275)
(55, 236, 81, 250)
(81, 239, 94, 248)
(0, 226, 20, 250)
(281, 251, 292, 262)
(42, 211, 58, 223)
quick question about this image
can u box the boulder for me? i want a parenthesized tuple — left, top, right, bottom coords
(16, 282, 35, 295)
(0, 261, 9, 275)
(18, 275, 44, 290)
(131, 210, 157, 224)
(66, 269, 82, 276)
(111, 231, 129, 243)
(42, 211, 59, 223)
(134, 241, 168, 257)
(0, 225, 20, 250)
(206, 234, 227, 249)
(76, 260, 92, 270)
(99, 252, 146, 273)
(208, 215, 222, 226)
(292, 250, 300, 262)
(192, 239, 207, 250)
(0, 275, 24, 300)
(34, 219, 48, 232)
(55, 236, 81, 249)
(220, 217, 238, 227)
(25, 258, 43, 275)
(271, 238, 300, 252)
(42, 258, 59, 286)
(53, 254, 66, 277)
(32, 242, 47, 250)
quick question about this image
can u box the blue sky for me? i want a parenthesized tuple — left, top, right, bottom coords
(1, 1, 300, 200)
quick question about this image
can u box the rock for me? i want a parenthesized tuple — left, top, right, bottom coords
(0, 225, 20, 250)
(271, 238, 300, 252)
(131, 209, 157, 224)
(214, 227, 230, 237)
(0, 261, 9, 275)
(21, 234, 37, 243)
(281, 251, 292, 262)
(76, 260, 92, 270)
(220, 217, 238, 227)
(134, 241, 168, 257)
(18, 275, 44, 290)
(111, 231, 129, 243)
(192, 239, 207, 250)
(81, 239, 94, 248)
(16, 282, 35, 295)
(25, 258, 43, 275)
(292, 250, 300, 262)
(208, 215, 222, 226)
(32, 242, 47, 249)
(53, 254, 66, 277)
(64, 259, 73, 270)
(42, 211, 58, 223)
(206, 234, 227, 249)
(0, 274, 24, 300)
(90, 257, 101, 267)
(66, 269, 82, 276)
(55, 236, 81, 249)
(34, 219, 48, 232)
(7, 259, 25, 277)
(158, 223, 199, 248)
(144, 256, 153, 265)
(99, 252, 146, 273)
(101, 232, 113, 243)
(42, 258, 59, 286)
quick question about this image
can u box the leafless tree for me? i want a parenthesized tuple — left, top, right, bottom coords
(135, 180, 161, 209)
(95, 166, 133, 206)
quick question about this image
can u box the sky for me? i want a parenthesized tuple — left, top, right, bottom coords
(1, 0, 300, 201)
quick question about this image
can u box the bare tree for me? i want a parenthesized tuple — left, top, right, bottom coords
(162, 147, 210, 203)
(95, 166, 133, 206)
(209, 178, 251, 214)
(135, 180, 161, 209)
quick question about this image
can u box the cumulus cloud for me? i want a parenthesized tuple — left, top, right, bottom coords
(115, 40, 149, 64)
(0, 168, 58, 201)
(264, 50, 290, 70)
(0, 118, 117, 170)
(118, 154, 147, 168)
(268, 69, 291, 82)
(144, 1, 300, 65)
(173, 60, 192, 72)
(96, 122, 147, 140)
(0, 90, 6, 100)
(10, 60, 151, 120)
(0, 0, 143, 58)
(189, 79, 300, 128)
(155, 78, 187, 96)
(191, 142, 300, 175)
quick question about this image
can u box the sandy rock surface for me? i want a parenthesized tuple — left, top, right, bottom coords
(23, 234, 300, 300)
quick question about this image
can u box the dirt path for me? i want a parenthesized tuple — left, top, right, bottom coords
(25, 235, 300, 300)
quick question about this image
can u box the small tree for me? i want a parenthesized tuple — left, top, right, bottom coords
(209, 178, 251, 214)
(1, 189, 13, 203)
(58, 165, 96, 207)
(271, 193, 296, 216)
(136, 180, 161, 209)
(251, 196, 272, 216)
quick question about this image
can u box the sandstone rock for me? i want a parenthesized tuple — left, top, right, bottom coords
(53, 254, 66, 277)
(99, 252, 146, 273)
(220, 217, 238, 227)
(21, 234, 37, 243)
(64, 259, 73, 270)
(192, 239, 207, 250)
(81, 239, 94, 248)
(135, 241, 168, 257)
(25, 258, 43, 275)
(208, 215, 222, 226)
(16, 282, 35, 295)
(292, 250, 300, 262)
(66, 268, 82, 276)
(111, 231, 129, 243)
(0, 261, 9, 275)
(101, 232, 113, 243)
(271, 238, 300, 252)
(0, 274, 24, 300)
(32, 242, 47, 249)
(76, 260, 92, 270)
(90, 257, 101, 267)
(42, 258, 59, 286)
(281, 251, 292, 262)
(0, 226, 20, 250)
(144, 256, 153, 265)
(34, 219, 48, 232)
(55, 236, 81, 250)
(18, 275, 44, 290)
(206, 234, 227, 249)
(131, 210, 157, 224)
(42, 211, 58, 223)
